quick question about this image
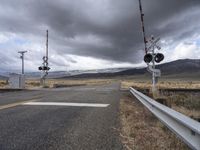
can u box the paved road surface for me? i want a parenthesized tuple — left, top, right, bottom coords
(0, 83, 123, 150)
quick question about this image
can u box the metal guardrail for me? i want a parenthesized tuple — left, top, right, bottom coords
(130, 87, 200, 150)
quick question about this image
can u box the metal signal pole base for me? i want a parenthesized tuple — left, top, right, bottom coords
(39, 71, 48, 87)
(152, 82, 159, 98)
(147, 64, 161, 98)
(40, 78, 45, 87)
(40, 79, 43, 87)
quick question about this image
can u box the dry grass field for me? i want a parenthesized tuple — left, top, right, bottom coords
(121, 79, 200, 90)
(0, 80, 7, 88)
(162, 91, 200, 120)
(25, 78, 117, 88)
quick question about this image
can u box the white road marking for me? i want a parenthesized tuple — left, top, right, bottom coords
(22, 102, 110, 107)
(0, 97, 43, 110)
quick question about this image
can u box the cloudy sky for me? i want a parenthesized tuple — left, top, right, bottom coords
(0, 0, 200, 72)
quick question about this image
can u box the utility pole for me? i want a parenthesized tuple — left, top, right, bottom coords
(38, 30, 50, 87)
(46, 30, 48, 62)
(18, 51, 27, 74)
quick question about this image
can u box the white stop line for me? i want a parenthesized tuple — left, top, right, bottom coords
(23, 102, 110, 108)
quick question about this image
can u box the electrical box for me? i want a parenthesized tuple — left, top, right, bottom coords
(9, 73, 25, 89)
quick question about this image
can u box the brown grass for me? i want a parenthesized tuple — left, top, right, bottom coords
(162, 92, 200, 120)
(0, 80, 8, 88)
(26, 80, 40, 88)
(25, 78, 117, 88)
(121, 80, 200, 90)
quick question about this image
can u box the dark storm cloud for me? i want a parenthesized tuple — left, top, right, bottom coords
(0, 0, 200, 64)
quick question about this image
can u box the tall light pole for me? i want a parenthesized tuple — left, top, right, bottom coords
(18, 51, 27, 74)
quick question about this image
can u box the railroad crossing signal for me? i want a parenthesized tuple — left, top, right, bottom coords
(144, 36, 164, 64)
(144, 35, 164, 95)
(138, 0, 165, 96)
(145, 36, 164, 77)
(38, 30, 50, 87)
(38, 66, 50, 71)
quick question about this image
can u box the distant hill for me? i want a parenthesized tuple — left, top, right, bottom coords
(61, 59, 200, 79)
(24, 68, 128, 79)
(0, 75, 8, 80)
(157, 59, 200, 75)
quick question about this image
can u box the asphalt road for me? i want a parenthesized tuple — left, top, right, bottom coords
(0, 83, 123, 150)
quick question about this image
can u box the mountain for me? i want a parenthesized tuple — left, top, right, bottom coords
(61, 59, 200, 79)
(62, 68, 146, 78)
(24, 68, 128, 79)
(157, 59, 200, 75)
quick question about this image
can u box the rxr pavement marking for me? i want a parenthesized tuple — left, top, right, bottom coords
(23, 102, 110, 108)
